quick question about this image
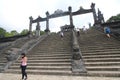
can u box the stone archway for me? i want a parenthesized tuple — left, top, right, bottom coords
(29, 3, 104, 36)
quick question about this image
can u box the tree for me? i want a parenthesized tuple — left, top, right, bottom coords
(107, 13, 120, 22)
(10, 30, 19, 36)
(32, 30, 45, 35)
(20, 29, 29, 35)
(5, 32, 12, 37)
(0, 27, 6, 38)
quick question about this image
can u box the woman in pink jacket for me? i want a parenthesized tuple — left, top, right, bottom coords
(20, 53, 27, 80)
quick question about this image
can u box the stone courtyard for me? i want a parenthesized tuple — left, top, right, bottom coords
(0, 73, 120, 80)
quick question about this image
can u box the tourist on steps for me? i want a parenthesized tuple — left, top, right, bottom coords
(60, 31, 64, 40)
(104, 26, 111, 38)
(20, 53, 28, 80)
(76, 28, 80, 37)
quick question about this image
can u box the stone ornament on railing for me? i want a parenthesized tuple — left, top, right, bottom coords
(54, 9, 64, 14)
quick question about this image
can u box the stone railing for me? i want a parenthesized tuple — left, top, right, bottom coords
(0, 42, 12, 54)
(1, 34, 48, 72)
(71, 30, 87, 73)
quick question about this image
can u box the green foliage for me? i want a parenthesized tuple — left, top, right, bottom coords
(32, 30, 45, 35)
(4, 30, 19, 37)
(0, 27, 6, 38)
(40, 31, 45, 35)
(20, 29, 29, 35)
(0, 27, 46, 38)
(107, 13, 120, 22)
(5, 32, 13, 37)
(10, 30, 19, 36)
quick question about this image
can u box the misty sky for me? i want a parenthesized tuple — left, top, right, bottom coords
(0, 0, 120, 32)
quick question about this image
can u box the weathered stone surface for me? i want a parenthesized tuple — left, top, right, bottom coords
(72, 52, 81, 60)
(6, 48, 21, 61)
(72, 59, 87, 73)
(72, 30, 86, 73)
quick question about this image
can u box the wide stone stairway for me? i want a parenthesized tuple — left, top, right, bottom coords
(78, 28, 120, 77)
(3, 28, 120, 77)
(5, 32, 73, 75)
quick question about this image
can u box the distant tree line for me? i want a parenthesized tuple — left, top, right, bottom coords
(0, 27, 45, 38)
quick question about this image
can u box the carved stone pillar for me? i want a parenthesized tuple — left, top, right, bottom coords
(91, 3, 98, 24)
(68, 6, 74, 29)
(45, 11, 50, 33)
(29, 16, 33, 34)
(36, 21, 40, 37)
(98, 9, 105, 23)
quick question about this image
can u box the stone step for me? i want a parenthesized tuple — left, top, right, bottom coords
(12, 62, 71, 66)
(0, 61, 7, 63)
(80, 42, 120, 45)
(27, 57, 71, 60)
(28, 53, 71, 55)
(35, 51, 71, 53)
(84, 50, 120, 53)
(84, 58, 120, 62)
(34, 51, 71, 53)
(27, 54, 71, 57)
(16, 59, 71, 63)
(81, 49, 120, 53)
(85, 62, 120, 66)
(0, 63, 6, 66)
(35, 42, 70, 45)
(80, 46, 120, 50)
(36, 48, 70, 50)
(36, 49, 71, 51)
(87, 71, 120, 77)
(83, 55, 120, 58)
(82, 51, 120, 55)
(86, 66, 120, 71)
(6, 69, 72, 75)
(9, 65, 71, 70)
(0, 58, 7, 61)
(80, 43, 120, 46)
(27, 56, 72, 58)
(32, 48, 71, 51)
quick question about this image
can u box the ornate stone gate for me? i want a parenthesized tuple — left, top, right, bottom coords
(29, 3, 104, 36)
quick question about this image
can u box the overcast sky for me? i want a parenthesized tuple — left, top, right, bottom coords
(0, 0, 120, 32)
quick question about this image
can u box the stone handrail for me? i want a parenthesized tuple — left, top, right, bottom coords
(72, 30, 87, 73)
(1, 34, 49, 72)
(72, 30, 82, 60)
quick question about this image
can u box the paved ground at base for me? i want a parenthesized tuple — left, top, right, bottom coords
(0, 73, 120, 80)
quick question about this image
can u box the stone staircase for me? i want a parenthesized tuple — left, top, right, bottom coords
(5, 32, 73, 75)
(78, 28, 120, 77)
(4, 28, 120, 77)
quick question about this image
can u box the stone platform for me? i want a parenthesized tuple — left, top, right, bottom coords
(0, 73, 120, 80)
